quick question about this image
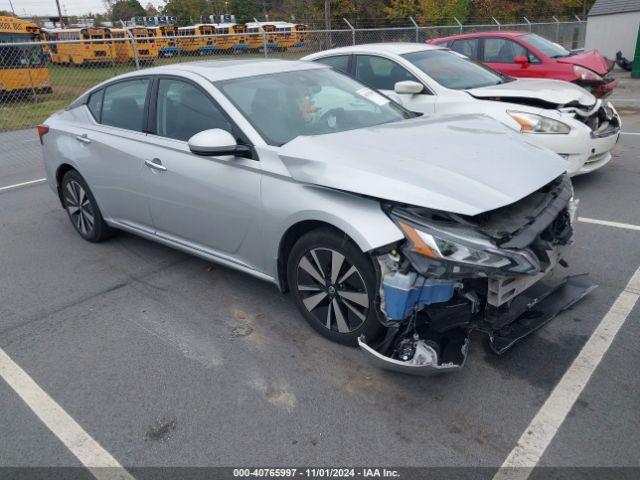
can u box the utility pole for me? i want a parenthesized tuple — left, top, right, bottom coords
(324, 0, 331, 30)
(324, 0, 331, 48)
(55, 0, 64, 27)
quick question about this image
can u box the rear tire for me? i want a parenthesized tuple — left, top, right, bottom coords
(61, 170, 115, 243)
(287, 228, 385, 346)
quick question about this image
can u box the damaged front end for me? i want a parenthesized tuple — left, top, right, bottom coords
(359, 174, 596, 375)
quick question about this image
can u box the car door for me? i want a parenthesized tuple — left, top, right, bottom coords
(140, 76, 262, 266)
(353, 54, 436, 113)
(78, 77, 155, 232)
(481, 37, 542, 78)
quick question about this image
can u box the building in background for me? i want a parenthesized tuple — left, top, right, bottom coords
(585, 0, 640, 59)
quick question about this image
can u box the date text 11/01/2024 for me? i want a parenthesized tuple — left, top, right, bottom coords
(233, 468, 400, 478)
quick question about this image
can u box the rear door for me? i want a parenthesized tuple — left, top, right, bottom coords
(141, 76, 262, 266)
(77, 77, 155, 232)
(313, 54, 352, 75)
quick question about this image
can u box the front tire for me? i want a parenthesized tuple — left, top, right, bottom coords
(61, 170, 115, 242)
(287, 228, 385, 346)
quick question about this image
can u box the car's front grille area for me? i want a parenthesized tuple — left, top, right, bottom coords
(579, 104, 620, 137)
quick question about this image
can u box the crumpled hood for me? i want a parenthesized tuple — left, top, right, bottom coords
(556, 49, 614, 75)
(278, 114, 567, 216)
(467, 78, 596, 107)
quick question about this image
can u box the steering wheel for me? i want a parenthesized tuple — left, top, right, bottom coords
(317, 108, 345, 129)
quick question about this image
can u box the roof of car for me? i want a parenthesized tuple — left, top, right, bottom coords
(430, 31, 528, 43)
(306, 42, 445, 57)
(118, 59, 327, 83)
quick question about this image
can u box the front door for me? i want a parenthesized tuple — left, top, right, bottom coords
(481, 37, 544, 79)
(141, 77, 262, 264)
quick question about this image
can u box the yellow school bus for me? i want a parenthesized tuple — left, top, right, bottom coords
(148, 25, 180, 57)
(245, 22, 278, 51)
(213, 23, 249, 51)
(230, 23, 249, 51)
(292, 23, 307, 47)
(108, 27, 158, 63)
(273, 22, 298, 50)
(47, 27, 112, 65)
(177, 24, 218, 55)
(0, 16, 51, 97)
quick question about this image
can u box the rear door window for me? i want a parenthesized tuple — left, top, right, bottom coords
(314, 55, 350, 74)
(450, 38, 479, 59)
(101, 78, 150, 132)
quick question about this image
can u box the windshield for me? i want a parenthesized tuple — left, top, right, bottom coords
(519, 33, 570, 58)
(402, 49, 507, 90)
(217, 68, 413, 146)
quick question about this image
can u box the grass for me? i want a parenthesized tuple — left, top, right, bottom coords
(0, 50, 308, 131)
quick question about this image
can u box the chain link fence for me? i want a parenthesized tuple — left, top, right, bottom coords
(0, 19, 586, 136)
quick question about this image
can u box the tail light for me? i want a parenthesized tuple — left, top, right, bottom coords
(37, 125, 49, 144)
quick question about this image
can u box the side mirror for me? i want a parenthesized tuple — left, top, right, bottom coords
(188, 129, 250, 157)
(394, 80, 424, 95)
(514, 55, 529, 66)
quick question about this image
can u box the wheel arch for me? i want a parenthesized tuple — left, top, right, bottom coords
(277, 220, 351, 292)
(275, 213, 402, 293)
(55, 163, 77, 206)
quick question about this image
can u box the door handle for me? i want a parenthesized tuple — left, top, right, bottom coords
(75, 134, 91, 144)
(145, 158, 167, 172)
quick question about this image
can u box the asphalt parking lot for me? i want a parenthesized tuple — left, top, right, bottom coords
(1, 101, 639, 478)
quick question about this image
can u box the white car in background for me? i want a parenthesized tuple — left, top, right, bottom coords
(303, 43, 621, 176)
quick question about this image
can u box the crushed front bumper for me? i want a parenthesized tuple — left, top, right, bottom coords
(358, 335, 468, 376)
(487, 273, 596, 354)
(358, 273, 596, 376)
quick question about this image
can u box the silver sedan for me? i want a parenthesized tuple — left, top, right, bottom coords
(39, 59, 594, 374)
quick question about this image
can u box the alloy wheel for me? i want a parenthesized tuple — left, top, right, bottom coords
(296, 247, 369, 334)
(64, 180, 95, 236)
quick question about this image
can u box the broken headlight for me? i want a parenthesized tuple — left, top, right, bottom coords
(508, 111, 570, 134)
(573, 65, 603, 83)
(390, 209, 539, 276)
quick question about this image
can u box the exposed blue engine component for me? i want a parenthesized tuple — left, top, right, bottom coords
(382, 271, 456, 321)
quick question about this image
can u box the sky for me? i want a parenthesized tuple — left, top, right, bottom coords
(1, 0, 164, 17)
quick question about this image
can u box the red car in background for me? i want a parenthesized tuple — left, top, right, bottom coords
(428, 31, 617, 98)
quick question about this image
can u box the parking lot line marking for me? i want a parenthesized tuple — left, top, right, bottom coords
(578, 217, 640, 231)
(493, 266, 640, 480)
(0, 178, 47, 193)
(621, 132, 640, 135)
(0, 348, 135, 480)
